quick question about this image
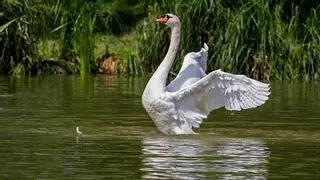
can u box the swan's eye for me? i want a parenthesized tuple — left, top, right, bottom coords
(166, 15, 172, 19)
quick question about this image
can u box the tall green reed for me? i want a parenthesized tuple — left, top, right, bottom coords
(0, 0, 65, 75)
(137, 0, 320, 81)
(73, 4, 96, 76)
(57, 0, 96, 76)
(1, 0, 147, 76)
(0, 0, 36, 75)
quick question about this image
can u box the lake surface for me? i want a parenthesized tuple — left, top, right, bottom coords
(0, 75, 319, 179)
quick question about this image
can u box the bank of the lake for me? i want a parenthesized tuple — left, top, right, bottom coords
(1, 0, 320, 80)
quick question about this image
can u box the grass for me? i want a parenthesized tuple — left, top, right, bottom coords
(0, 0, 146, 76)
(95, 32, 141, 75)
(74, 4, 96, 76)
(0, 0, 36, 75)
(1, 0, 319, 80)
(137, 0, 320, 81)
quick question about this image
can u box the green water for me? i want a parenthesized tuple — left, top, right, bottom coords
(0, 75, 319, 179)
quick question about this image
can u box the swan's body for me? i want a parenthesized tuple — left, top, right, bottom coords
(142, 14, 270, 135)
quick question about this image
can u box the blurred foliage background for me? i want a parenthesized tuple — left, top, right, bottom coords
(0, 0, 320, 80)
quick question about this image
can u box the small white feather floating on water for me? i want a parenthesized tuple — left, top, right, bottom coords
(76, 126, 83, 136)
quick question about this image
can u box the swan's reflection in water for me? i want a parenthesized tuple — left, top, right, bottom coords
(141, 137, 269, 179)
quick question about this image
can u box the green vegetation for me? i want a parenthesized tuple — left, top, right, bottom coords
(138, 0, 320, 80)
(1, 0, 320, 80)
(0, 0, 35, 75)
(0, 0, 145, 76)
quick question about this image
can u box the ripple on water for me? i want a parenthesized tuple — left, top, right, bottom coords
(0, 94, 12, 98)
(141, 137, 269, 179)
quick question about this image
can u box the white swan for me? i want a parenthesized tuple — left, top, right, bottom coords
(142, 14, 270, 135)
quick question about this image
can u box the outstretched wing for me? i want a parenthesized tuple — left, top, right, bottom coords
(171, 69, 270, 129)
(166, 43, 209, 92)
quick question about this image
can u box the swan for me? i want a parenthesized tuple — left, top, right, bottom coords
(142, 13, 270, 135)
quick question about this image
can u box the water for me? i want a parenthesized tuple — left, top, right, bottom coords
(0, 75, 319, 179)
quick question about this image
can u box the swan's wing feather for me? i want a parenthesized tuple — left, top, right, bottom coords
(172, 69, 270, 129)
(166, 43, 208, 92)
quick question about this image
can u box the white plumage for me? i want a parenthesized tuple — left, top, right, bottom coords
(76, 126, 83, 136)
(142, 14, 270, 135)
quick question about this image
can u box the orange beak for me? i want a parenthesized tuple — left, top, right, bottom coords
(156, 16, 168, 24)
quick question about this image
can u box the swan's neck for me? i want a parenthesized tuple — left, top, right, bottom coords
(146, 25, 180, 94)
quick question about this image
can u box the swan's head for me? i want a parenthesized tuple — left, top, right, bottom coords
(156, 13, 180, 28)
